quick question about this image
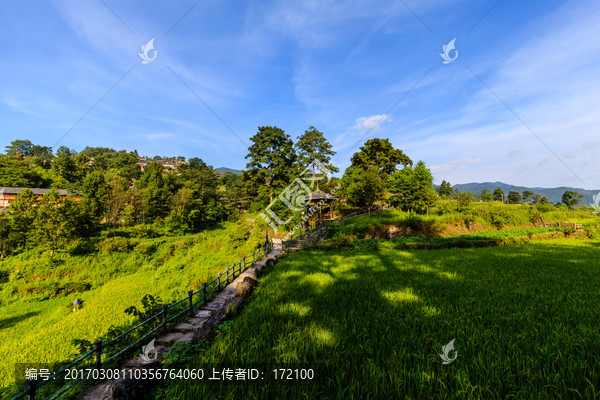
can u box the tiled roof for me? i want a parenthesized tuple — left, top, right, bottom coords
(304, 189, 338, 201)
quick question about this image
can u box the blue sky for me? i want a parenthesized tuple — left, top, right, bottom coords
(1, 0, 599, 189)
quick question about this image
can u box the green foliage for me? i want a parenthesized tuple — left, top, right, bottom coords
(0, 220, 265, 389)
(452, 190, 473, 212)
(480, 189, 493, 202)
(162, 342, 206, 368)
(507, 190, 522, 204)
(389, 161, 437, 213)
(349, 138, 412, 177)
(493, 187, 504, 202)
(341, 166, 384, 207)
(96, 237, 135, 253)
(31, 190, 82, 258)
(124, 294, 163, 319)
(136, 162, 176, 219)
(0, 154, 50, 187)
(437, 180, 453, 198)
(244, 126, 297, 205)
(562, 191, 584, 210)
(295, 126, 338, 173)
(81, 170, 110, 222)
(71, 338, 92, 355)
(134, 241, 157, 255)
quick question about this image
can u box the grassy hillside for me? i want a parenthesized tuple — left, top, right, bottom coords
(0, 220, 265, 394)
(327, 202, 598, 240)
(157, 238, 600, 399)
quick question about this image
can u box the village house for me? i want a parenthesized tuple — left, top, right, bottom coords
(137, 157, 186, 172)
(0, 187, 77, 209)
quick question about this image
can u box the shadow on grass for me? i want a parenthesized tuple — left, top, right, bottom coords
(0, 311, 41, 330)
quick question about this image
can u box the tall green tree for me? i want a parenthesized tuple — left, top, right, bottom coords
(0, 155, 49, 187)
(5, 139, 35, 156)
(507, 191, 522, 204)
(562, 191, 584, 209)
(32, 190, 81, 258)
(522, 191, 535, 205)
(8, 189, 38, 248)
(350, 138, 412, 178)
(493, 188, 505, 203)
(438, 180, 453, 198)
(81, 171, 110, 222)
(341, 166, 384, 207)
(481, 189, 493, 202)
(52, 146, 80, 183)
(295, 127, 338, 174)
(244, 126, 297, 204)
(136, 162, 176, 219)
(389, 161, 437, 213)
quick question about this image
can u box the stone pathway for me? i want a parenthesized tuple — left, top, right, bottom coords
(80, 240, 284, 400)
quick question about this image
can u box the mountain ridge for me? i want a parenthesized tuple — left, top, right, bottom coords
(451, 182, 599, 204)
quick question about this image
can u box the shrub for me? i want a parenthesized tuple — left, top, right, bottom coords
(61, 281, 92, 294)
(134, 241, 156, 256)
(462, 211, 476, 229)
(489, 212, 505, 230)
(129, 224, 161, 238)
(96, 237, 134, 253)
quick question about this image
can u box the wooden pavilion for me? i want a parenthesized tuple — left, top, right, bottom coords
(304, 189, 338, 221)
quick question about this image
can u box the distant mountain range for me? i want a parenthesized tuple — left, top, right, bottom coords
(215, 167, 243, 175)
(452, 182, 599, 205)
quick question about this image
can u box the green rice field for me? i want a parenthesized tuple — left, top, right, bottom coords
(158, 237, 600, 399)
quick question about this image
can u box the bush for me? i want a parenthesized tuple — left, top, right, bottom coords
(231, 218, 251, 246)
(331, 232, 350, 250)
(129, 224, 161, 238)
(96, 237, 135, 253)
(462, 211, 476, 229)
(61, 281, 92, 294)
(583, 224, 600, 239)
(489, 212, 505, 230)
(134, 241, 157, 256)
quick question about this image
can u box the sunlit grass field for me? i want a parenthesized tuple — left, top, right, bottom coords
(158, 238, 600, 399)
(0, 221, 264, 394)
(332, 203, 597, 239)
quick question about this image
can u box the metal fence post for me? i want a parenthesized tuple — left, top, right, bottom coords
(161, 304, 168, 332)
(202, 283, 207, 305)
(226, 265, 230, 284)
(25, 378, 37, 400)
(93, 339, 102, 370)
(188, 290, 194, 317)
(217, 273, 221, 291)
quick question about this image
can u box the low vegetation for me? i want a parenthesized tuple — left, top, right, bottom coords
(0, 220, 266, 394)
(156, 238, 600, 399)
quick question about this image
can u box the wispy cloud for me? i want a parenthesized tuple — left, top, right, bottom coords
(431, 157, 482, 173)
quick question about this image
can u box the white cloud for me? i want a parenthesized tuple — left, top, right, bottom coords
(350, 114, 390, 134)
